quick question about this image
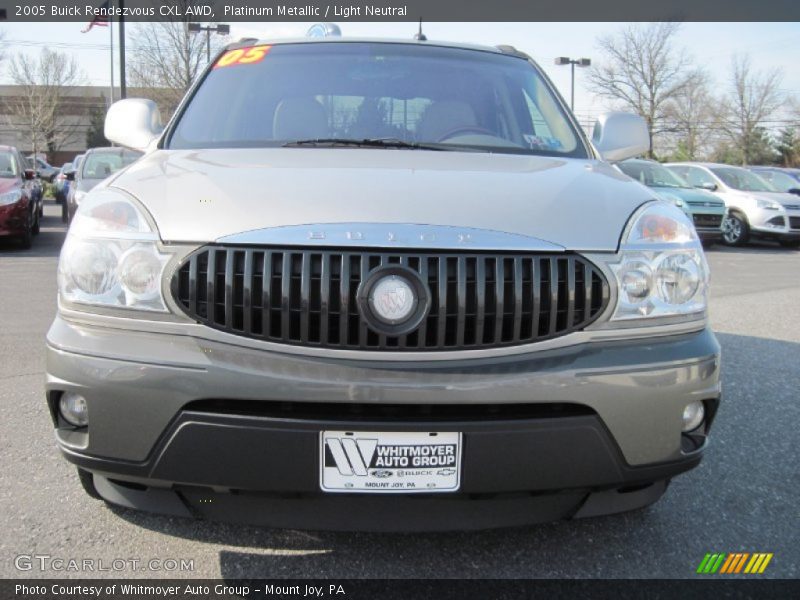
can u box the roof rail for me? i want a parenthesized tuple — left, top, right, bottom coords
(225, 37, 259, 50)
(495, 45, 531, 59)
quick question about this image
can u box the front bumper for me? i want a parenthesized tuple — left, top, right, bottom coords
(46, 316, 721, 529)
(0, 202, 27, 236)
(750, 209, 800, 239)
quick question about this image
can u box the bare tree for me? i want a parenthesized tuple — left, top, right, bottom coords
(0, 30, 7, 65)
(720, 55, 783, 166)
(129, 4, 229, 118)
(589, 23, 700, 157)
(662, 70, 718, 160)
(5, 48, 87, 159)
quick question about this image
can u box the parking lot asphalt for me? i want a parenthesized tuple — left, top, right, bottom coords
(0, 201, 798, 580)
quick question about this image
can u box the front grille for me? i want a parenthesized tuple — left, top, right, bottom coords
(687, 201, 723, 209)
(171, 247, 609, 351)
(692, 214, 723, 228)
(790, 216, 800, 230)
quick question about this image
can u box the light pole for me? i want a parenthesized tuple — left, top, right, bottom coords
(554, 57, 591, 111)
(188, 23, 231, 62)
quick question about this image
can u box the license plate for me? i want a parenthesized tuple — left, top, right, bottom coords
(320, 431, 461, 493)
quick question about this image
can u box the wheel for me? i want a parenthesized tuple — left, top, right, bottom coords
(721, 213, 749, 246)
(18, 219, 32, 249)
(77, 468, 103, 500)
(779, 239, 800, 249)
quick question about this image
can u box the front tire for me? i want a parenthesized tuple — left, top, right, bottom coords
(721, 213, 749, 246)
(18, 220, 32, 249)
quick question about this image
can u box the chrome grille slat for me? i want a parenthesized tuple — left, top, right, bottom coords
(173, 247, 610, 352)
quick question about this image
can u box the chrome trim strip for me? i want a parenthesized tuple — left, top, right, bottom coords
(216, 223, 566, 252)
(56, 305, 705, 363)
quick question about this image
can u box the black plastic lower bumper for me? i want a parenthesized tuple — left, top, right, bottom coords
(62, 407, 711, 530)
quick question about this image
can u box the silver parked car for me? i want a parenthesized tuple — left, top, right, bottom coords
(667, 162, 800, 248)
(616, 159, 726, 243)
(46, 38, 720, 531)
(64, 147, 142, 223)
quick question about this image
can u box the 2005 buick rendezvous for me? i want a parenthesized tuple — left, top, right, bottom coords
(45, 38, 721, 530)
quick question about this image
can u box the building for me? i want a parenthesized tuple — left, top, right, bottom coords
(0, 85, 171, 166)
(0, 85, 113, 166)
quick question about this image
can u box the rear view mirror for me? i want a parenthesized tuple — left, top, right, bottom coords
(592, 112, 650, 162)
(65, 171, 76, 181)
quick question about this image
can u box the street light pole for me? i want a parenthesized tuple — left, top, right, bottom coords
(187, 23, 231, 63)
(554, 57, 591, 111)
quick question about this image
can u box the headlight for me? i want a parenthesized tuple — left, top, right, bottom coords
(609, 202, 708, 321)
(755, 198, 780, 210)
(0, 189, 22, 206)
(58, 190, 171, 312)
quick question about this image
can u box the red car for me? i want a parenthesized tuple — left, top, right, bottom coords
(0, 145, 41, 249)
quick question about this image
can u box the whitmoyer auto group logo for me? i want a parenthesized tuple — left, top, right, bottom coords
(320, 431, 461, 493)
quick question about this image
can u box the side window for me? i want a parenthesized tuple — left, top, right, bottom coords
(683, 167, 715, 188)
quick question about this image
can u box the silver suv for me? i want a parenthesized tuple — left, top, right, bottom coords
(46, 38, 720, 531)
(667, 162, 800, 248)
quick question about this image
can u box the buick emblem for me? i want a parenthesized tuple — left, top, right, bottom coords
(357, 266, 430, 336)
(370, 276, 415, 323)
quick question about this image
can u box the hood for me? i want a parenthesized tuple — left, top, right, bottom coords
(0, 178, 20, 195)
(78, 178, 104, 193)
(653, 186, 724, 207)
(110, 149, 655, 251)
(760, 191, 800, 207)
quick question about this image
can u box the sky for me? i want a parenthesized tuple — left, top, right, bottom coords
(1, 21, 798, 131)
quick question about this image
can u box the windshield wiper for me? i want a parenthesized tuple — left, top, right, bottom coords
(282, 137, 453, 151)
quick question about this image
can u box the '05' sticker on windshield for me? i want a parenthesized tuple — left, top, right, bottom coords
(214, 45, 272, 69)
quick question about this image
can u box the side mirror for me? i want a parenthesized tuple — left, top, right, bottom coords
(788, 188, 800, 196)
(592, 112, 649, 162)
(104, 98, 163, 151)
(65, 171, 76, 181)
(699, 182, 718, 192)
(23, 169, 36, 180)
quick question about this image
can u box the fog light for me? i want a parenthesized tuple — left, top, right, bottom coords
(682, 401, 704, 432)
(59, 392, 88, 427)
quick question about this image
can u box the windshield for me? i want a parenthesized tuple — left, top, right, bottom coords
(758, 170, 799, 192)
(81, 149, 141, 179)
(168, 42, 586, 157)
(0, 152, 20, 179)
(618, 161, 688, 188)
(710, 167, 776, 192)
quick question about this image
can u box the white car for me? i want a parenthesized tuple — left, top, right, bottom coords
(666, 162, 800, 248)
